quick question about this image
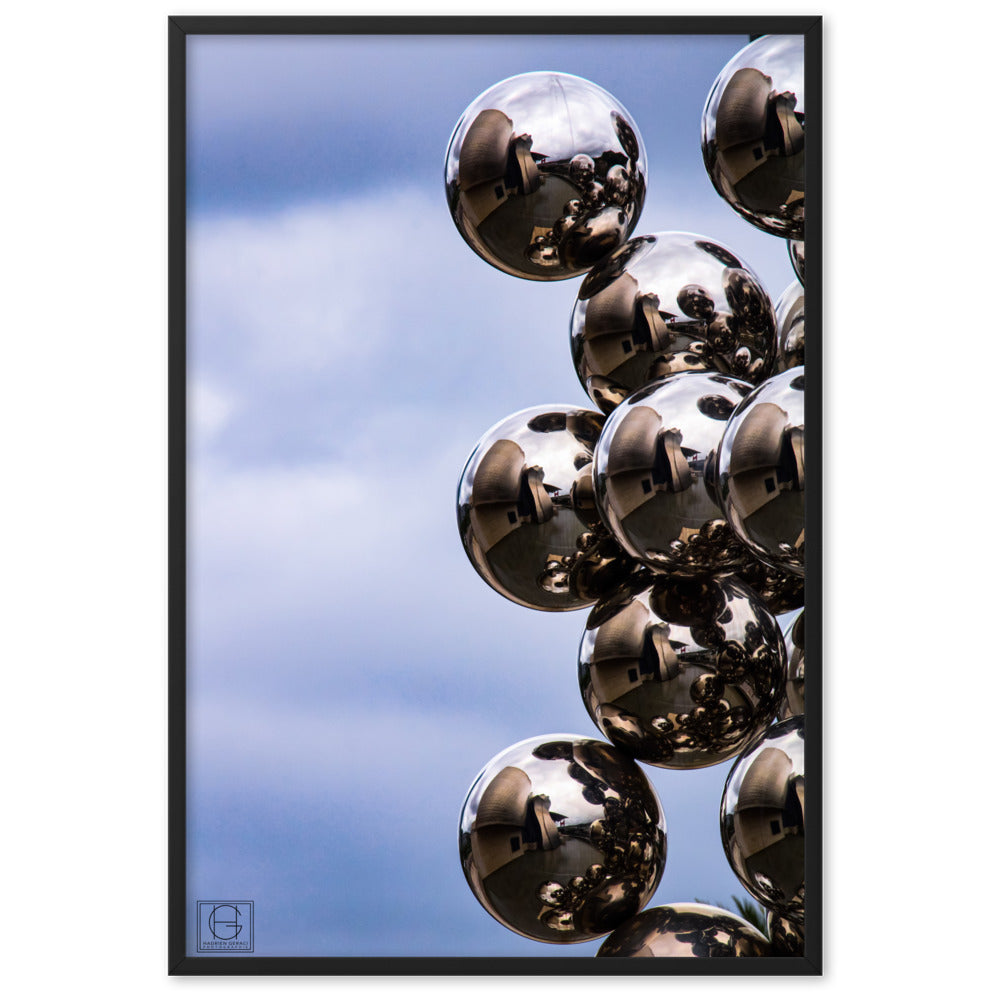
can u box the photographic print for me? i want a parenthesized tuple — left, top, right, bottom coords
(169, 15, 820, 974)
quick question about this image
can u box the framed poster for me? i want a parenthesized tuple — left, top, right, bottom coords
(169, 14, 821, 975)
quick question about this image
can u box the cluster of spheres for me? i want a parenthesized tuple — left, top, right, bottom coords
(449, 35, 808, 961)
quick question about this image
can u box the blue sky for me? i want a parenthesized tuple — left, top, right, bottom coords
(185, 31, 803, 958)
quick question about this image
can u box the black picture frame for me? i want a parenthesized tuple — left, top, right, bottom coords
(169, 14, 821, 975)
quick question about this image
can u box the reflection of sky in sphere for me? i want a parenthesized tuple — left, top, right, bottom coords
(460, 734, 657, 832)
(594, 231, 768, 314)
(704, 35, 806, 130)
(596, 372, 749, 480)
(458, 404, 601, 505)
(446, 71, 646, 178)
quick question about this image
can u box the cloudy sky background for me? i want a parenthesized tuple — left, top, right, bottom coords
(186, 31, 804, 957)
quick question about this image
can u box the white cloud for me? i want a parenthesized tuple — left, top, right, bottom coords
(188, 185, 587, 402)
(185, 185, 595, 666)
(190, 193, 425, 373)
(189, 376, 237, 440)
(188, 692, 513, 801)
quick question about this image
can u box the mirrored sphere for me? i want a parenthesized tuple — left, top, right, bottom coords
(457, 405, 640, 610)
(596, 903, 770, 957)
(721, 716, 805, 917)
(579, 575, 785, 768)
(788, 239, 805, 284)
(570, 232, 777, 414)
(702, 35, 806, 238)
(779, 609, 805, 719)
(445, 72, 647, 280)
(768, 909, 805, 956)
(459, 734, 666, 943)
(593, 372, 754, 576)
(717, 367, 805, 575)
(774, 280, 804, 372)
(733, 561, 803, 616)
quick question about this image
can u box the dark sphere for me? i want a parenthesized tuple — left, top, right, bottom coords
(717, 367, 805, 576)
(768, 909, 805, 956)
(779, 609, 805, 719)
(445, 72, 647, 280)
(593, 372, 754, 577)
(458, 405, 640, 610)
(721, 716, 805, 917)
(597, 903, 770, 957)
(579, 574, 785, 768)
(788, 239, 805, 284)
(733, 560, 803, 616)
(774, 280, 804, 372)
(459, 735, 666, 943)
(702, 36, 806, 239)
(570, 232, 777, 414)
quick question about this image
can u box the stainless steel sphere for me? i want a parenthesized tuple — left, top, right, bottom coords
(457, 404, 640, 610)
(734, 561, 803, 617)
(721, 716, 805, 917)
(445, 72, 647, 280)
(767, 909, 805, 956)
(716, 367, 805, 576)
(459, 734, 666, 943)
(593, 372, 754, 577)
(702, 36, 806, 239)
(788, 239, 805, 284)
(774, 280, 804, 372)
(579, 574, 785, 769)
(596, 903, 770, 958)
(779, 609, 805, 719)
(570, 232, 777, 414)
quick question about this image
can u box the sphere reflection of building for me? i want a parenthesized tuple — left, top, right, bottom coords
(459, 735, 666, 943)
(774, 280, 804, 372)
(596, 902, 770, 957)
(702, 36, 806, 239)
(721, 716, 805, 918)
(570, 232, 778, 414)
(579, 575, 785, 768)
(716, 367, 805, 576)
(445, 72, 647, 280)
(593, 372, 755, 577)
(458, 405, 642, 610)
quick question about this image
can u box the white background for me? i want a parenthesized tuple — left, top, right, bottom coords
(2, 0, 993, 995)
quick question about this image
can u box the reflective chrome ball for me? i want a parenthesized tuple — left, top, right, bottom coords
(445, 72, 647, 279)
(702, 36, 806, 239)
(596, 903, 770, 957)
(716, 367, 805, 576)
(721, 716, 805, 917)
(459, 734, 666, 943)
(593, 372, 754, 576)
(457, 405, 640, 610)
(779, 609, 805, 719)
(579, 574, 785, 768)
(768, 909, 805, 956)
(734, 561, 803, 617)
(774, 280, 804, 372)
(788, 239, 805, 284)
(570, 232, 777, 413)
